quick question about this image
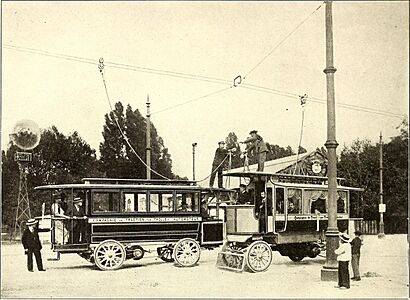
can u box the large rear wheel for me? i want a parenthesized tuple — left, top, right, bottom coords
(246, 241, 272, 273)
(174, 238, 200, 267)
(94, 240, 126, 271)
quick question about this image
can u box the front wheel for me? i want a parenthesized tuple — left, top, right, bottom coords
(174, 238, 200, 267)
(246, 241, 272, 273)
(94, 240, 126, 271)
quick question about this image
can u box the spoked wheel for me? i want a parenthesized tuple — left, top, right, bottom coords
(94, 240, 126, 271)
(222, 242, 246, 270)
(289, 255, 305, 262)
(157, 245, 174, 262)
(246, 241, 273, 273)
(173, 238, 201, 267)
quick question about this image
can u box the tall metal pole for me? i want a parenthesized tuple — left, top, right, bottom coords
(146, 94, 151, 180)
(192, 143, 197, 180)
(321, 0, 339, 281)
(378, 132, 385, 238)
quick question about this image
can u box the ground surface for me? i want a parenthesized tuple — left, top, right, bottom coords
(1, 234, 408, 298)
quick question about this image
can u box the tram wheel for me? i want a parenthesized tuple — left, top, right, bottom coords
(173, 238, 201, 267)
(94, 240, 126, 271)
(289, 255, 305, 262)
(222, 242, 245, 270)
(245, 241, 272, 273)
(157, 245, 174, 262)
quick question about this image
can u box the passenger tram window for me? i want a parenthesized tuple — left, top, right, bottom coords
(287, 188, 302, 214)
(304, 190, 327, 214)
(337, 191, 347, 213)
(93, 191, 120, 213)
(275, 187, 285, 214)
(176, 192, 199, 212)
(148, 192, 174, 212)
(122, 192, 147, 212)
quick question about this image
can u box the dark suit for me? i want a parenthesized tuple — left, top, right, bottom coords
(237, 191, 251, 204)
(244, 134, 268, 171)
(209, 148, 228, 188)
(67, 204, 84, 243)
(22, 228, 44, 271)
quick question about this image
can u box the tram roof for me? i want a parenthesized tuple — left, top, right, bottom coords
(81, 177, 197, 185)
(271, 181, 364, 191)
(223, 171, 346, 182)
(34, 183, 233, 192)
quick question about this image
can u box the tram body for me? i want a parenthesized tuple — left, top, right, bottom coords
(217, 171, 363, 272)
(34, 178, 230, 270)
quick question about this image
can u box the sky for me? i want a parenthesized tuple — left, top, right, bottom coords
(2, 1, 408, 182)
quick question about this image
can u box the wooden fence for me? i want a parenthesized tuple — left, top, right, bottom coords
(354, 219, 379, 235)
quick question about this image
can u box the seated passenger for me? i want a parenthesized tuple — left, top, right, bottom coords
(237, 184, 251, 204)
(288, 201, 297, 213)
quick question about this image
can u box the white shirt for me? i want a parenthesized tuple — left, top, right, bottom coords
(335, 242, 351, 261)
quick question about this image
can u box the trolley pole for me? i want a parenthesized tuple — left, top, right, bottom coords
(321, 0, 339, 281)
(378, 132, 385, 238)
(192, 143, 197, 181)
(146, 94, 151, 180)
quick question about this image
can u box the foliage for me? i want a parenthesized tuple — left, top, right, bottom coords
(99, 101, 174, 179)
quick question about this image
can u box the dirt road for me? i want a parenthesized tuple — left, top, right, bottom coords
(1, 234, 408, 298)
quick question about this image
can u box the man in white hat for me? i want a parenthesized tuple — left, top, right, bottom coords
(22, 219, 45, 272)
(334, 232, 351, 289)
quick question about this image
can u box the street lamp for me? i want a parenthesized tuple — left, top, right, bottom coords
(192, 143, 197, 181)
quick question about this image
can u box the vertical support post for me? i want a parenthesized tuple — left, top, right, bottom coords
(192, 143, 197, 181)
(321, 0, 339, 281)
(146, 94, 151, 180)
(378, 132, 385, 238)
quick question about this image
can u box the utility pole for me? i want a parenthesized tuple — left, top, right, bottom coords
(146, 94, 151, 180)
(192, 143, 197, 180)
(321, 0, 339, 281)
(378, 132, 385, 238)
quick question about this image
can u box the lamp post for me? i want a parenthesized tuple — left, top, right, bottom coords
(146, 94, 151, 180)
(378, 132, 385, 238)
(321, 0, 339, 281)
(192, 143, 197, 181)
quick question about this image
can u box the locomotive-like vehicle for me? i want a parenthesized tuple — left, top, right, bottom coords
(34, 178, 232, 271)
(216, 171, 363, 272)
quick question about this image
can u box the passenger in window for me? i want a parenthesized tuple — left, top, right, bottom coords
(288, 201, 297, 213)
(237, 184, 251, 204)
(178, 201, 188, 212)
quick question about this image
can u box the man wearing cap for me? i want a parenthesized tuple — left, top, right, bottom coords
(351, 230, 363, 281)
(22, 219, 45, 272)
(242, 130, 268, 171)
(209, 141, 228, 188)
(237, 184, 251, 204)
(67, 197, 85, 244)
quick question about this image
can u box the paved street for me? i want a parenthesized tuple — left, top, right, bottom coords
(1, 234, 408, 298)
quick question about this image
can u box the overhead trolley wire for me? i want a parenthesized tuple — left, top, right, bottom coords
(3, 43, 406, 119)
(243, 2, 324, 80)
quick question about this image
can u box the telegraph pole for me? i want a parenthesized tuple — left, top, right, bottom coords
(321, 0, 339, 281)
(146, 94, 151, 180)
(378, 132, 385, 238)
(192, 143, 197, 180)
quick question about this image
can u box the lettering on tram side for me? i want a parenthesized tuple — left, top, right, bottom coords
(88, 216, 202, 223)
(288, 214, 349, 221)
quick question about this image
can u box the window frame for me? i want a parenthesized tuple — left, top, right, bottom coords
(91, 189, 122, 215)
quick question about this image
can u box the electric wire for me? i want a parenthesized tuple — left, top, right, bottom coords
(4, 44, 406, 119)
(243, 2, 324, 80)
(99, 69, 172, 180)
(196, 154, 230, 183)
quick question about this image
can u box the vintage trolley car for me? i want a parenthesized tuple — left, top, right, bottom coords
(216, 171, 363, 272)
(34, 178, 231, 271)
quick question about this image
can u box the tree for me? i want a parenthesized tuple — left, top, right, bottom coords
(99, 101, 175, 179)
(2, 126, 101, 227)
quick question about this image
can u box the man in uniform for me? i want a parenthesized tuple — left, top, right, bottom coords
(243, 130, 268, 171)
(67, 197, 85, 243)
(209, 141, 228, 188)
(22, 219, 46, 272)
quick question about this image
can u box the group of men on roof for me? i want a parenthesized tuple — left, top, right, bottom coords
(209, 129, 267, 188)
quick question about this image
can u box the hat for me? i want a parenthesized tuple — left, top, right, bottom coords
(239, 184, 246, 188)
(339, 232, 350, 243)
(249, 130, 258, 135)
(218, 141, 225, 145)
(354, 230, 362, 236)
(26, 219, 38, 226)
(73, 197, 82, 203)
(53, 191, 63, 200)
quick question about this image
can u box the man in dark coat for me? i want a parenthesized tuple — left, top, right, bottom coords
(209, 141, 228, 188)
(22, 219, 45, 272)
(237, 184, 251, 204)
(243, 130, 268, 171)
(67, 197, 85, 243)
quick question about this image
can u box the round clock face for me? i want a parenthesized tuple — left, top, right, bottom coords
(312, 162, 322, 174)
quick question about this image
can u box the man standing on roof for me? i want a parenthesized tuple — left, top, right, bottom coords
(209, 141, 228, 188)
(242, 130, 268, 171)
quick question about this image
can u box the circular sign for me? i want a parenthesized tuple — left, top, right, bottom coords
(312, 162, 322, 174)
